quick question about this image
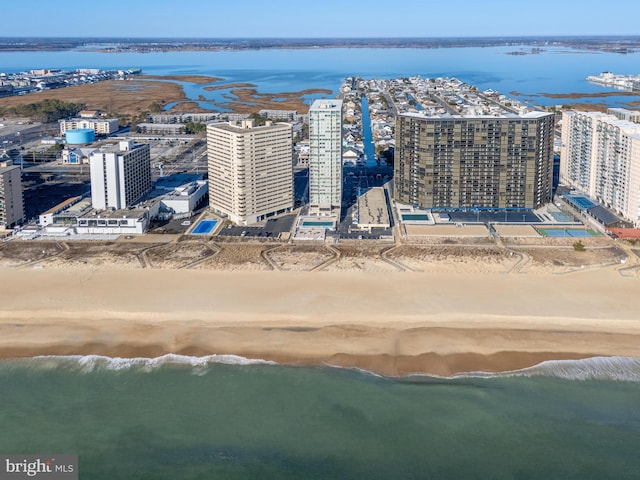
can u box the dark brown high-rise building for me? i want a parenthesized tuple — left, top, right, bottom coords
(394, 112, 554, 209)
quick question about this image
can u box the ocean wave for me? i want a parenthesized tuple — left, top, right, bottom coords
(23, 353, 277, 373)
(447, 356, 640, 382)
(324, 356, 640, 383)
(3, 355, 640, 382)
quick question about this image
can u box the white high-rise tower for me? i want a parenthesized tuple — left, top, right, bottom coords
(309, 99, 343, 215)
(207, 120, 293, 225)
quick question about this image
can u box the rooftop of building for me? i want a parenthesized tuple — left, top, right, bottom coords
(310, 99, 343, 111)
(400, 110, 552, 120)
(208, 119, 291, 133)
(137, 122, 186, 128)
(94, 140, 149, 154)
(88, 207, 150, 220)
(61, 117, 118, 122)
(607, 107, 640, 115)
(0, 163, 20, 173)
(155, 173, 204, 190)
(357, 187, 390, 227)
(565, 110, 640, 134)
(387, 76, 550, 119)
(41, 195, 83, 215)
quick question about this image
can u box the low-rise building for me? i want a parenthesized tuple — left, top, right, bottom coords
(151, 173, 208, 215)
(137, 123, 186, 135)
(59, 117, 119, 136)
(38, 197, 157, 236)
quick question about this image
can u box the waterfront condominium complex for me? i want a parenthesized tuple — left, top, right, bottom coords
(308, 99, 343, 215)
(561, 111, 640, 226)
(0, 162, 24, 227)
(89, 140, 151, 210)
(394, 112, 555, 210)
(207, 119, 293, 225)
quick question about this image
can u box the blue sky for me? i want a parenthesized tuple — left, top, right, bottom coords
(3, 0, 639, 38)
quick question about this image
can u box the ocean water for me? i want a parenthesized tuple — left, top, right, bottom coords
(1, 355, 639, 479)
(1, 46, 640, 109)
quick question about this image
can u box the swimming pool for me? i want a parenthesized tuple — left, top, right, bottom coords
(302, 221, 334, 227)
(192, 220, 218, 234)
(402, 214, 430, 221)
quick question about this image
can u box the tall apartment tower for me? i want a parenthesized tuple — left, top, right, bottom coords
(561, 111, 640, 226)
(0, 162, 24, 227)
(395, 112, 554, 209)
(207, 120, 293, 225)
(309, 99, 343, 215)
(89, 140, 151, 210)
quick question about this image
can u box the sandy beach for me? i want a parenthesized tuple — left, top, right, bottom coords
(1, 263, 639, 376)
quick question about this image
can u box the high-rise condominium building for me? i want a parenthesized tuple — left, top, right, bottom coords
(89, 140, 151, 210)
(309, 99, 343, 214)
(0, 163, 24, 227)
(561, 111, 640, 226)
(395, 112, 554, 209)
(207, 120, 293, 225)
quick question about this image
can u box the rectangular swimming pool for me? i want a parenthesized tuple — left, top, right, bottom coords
(302, 221, 334, 227)
(402, 214, 430, 221)
(192, 220, 218, 234)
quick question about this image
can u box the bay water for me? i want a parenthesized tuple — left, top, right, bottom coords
(2, 45, 640, 109)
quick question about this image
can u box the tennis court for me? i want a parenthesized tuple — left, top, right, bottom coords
(536, 227, 599, 238)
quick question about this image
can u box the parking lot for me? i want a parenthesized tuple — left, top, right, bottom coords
(218, 214, 297, 239)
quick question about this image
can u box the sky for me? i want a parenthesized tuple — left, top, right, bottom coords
(2, 0, 640, 38)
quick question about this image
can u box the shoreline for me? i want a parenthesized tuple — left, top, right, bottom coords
(1, 267, 639, 376)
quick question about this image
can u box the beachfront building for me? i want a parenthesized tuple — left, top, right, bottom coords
(561, 111, 640, 226)
(59, 117, 119, 136)
(394, 112, 554, 210)
(308, 99, 343, 215)
(37, 196, 154, 236)
(0, 161, 24, 227)
(207, 119, 293, 225)
(89, 140, 151, 210)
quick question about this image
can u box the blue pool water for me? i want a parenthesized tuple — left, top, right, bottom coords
(302, 221, 334, 227)
(564, 195, 596, 210)
(402, 214, 430, 221)
(192, 220, 217, 234)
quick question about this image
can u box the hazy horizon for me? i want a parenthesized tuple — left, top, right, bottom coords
(3, 35, 640, 40)
(3, 0, 640, 38)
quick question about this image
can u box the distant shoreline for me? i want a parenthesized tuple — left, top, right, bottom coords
(2, 36, 640, 54)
